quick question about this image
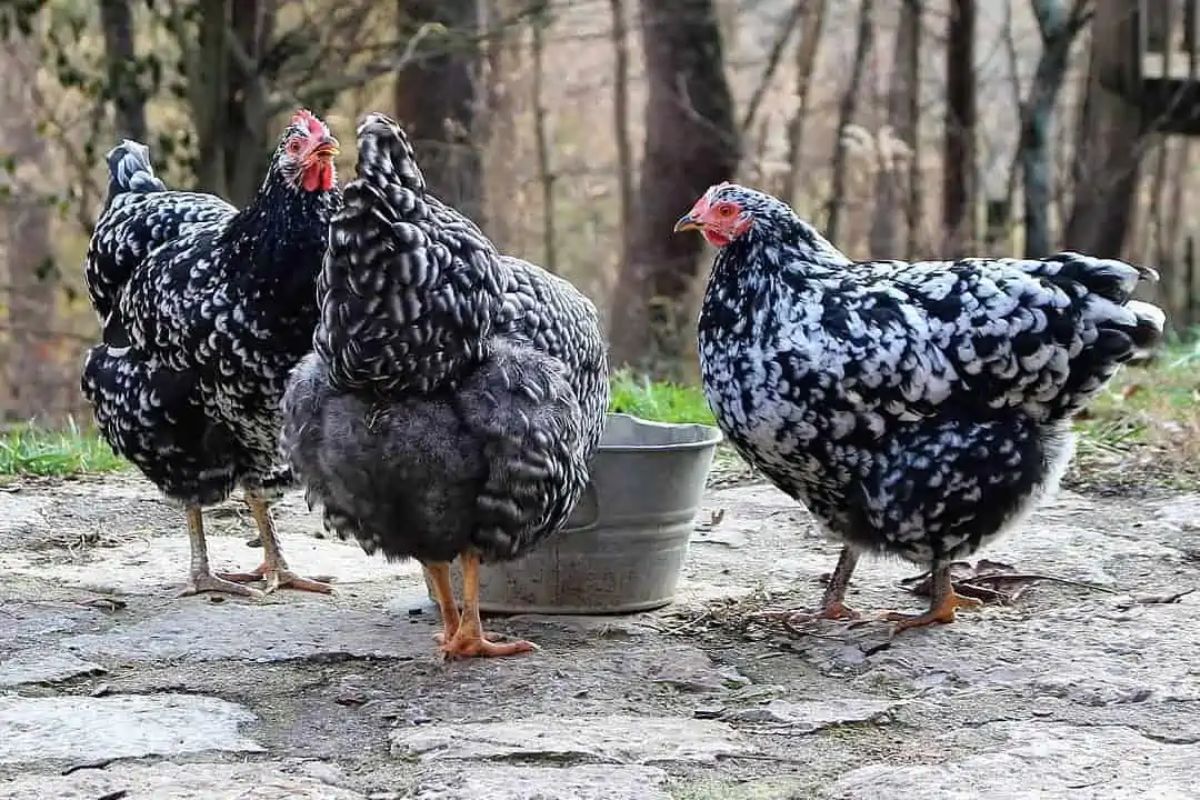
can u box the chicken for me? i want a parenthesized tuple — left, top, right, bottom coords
(676, 182, 1165, 631)
(281, 113, 608, 658)
(81, 110, 342, 598)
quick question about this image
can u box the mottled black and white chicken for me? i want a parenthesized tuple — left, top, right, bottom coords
(82, 110, 341, 598)
(676, 183, 1165, 630)
(281, 113, 608, 658)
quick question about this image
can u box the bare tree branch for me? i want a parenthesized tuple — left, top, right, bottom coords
(740, 0, 806, 134)
(825, 0, 875, 244)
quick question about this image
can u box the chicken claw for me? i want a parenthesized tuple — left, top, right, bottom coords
(755, 548, 862, 625)
(179, 507, 264, 598)
(882, 565, 982, 633)
(218, 563, 333, 594)
(224, 494, 334, 594)
(179, 570, 265, 599)
(440, 630, 540, 660)
(435, 553, 540, 660)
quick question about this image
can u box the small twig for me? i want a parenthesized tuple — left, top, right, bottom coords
(781, 619, 855, 642)
(957, 574, 1120, 595)
(952, 582, 1010, 603)
(740, 0, 806, 133)
(1118, 587, 1196, 610)
(748, 608, 802, 621)
(726, 753, 818, 765)
(61, 758, 114, 776)
(655, 610, 712, 636)
(77, 597, 126, 611)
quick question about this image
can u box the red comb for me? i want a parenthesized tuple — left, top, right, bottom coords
(291, 109, 325, 137)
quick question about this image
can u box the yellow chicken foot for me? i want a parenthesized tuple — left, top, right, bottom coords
(178, 506, 264, 599)
(218, 494, 334, 594)
(754, 547, 862, 623)
(882, 564, 983, 632)
(440, 552, 538, 659)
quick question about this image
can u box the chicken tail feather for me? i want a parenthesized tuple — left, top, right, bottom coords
(1127, 299, 1167, 357)
(104, 139, 166, 207)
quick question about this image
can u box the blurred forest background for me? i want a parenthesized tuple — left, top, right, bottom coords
(0, 0, 1198, 424)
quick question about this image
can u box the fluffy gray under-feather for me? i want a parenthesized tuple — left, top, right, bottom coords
(281, 113, 608, 564)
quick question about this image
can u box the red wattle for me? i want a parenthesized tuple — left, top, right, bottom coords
(303, 162, 334, 192)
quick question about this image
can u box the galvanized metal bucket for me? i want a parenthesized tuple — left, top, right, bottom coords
(426, 413, 723, 614)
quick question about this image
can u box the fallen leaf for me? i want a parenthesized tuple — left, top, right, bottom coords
(903, 560, 1116, 604)
(902, 560, 1026, 604)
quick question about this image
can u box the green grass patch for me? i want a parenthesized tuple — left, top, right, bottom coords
(0, 421, 126, 478)
(609, 345, 1200, 493)
(608, 370, 715, 425)
(5, 347, 1193, 491)
(1068, 337, 1200, 491)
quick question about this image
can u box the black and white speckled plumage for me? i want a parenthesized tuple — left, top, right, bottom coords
(282, 113, 608, 564)
(694, 184, 1165, 566)
(82, 118, 342, 507)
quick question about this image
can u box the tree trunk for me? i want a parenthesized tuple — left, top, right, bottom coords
(175, 0, 277, 203)
(224, 0, 274, 206)
(0, 43, 59, 420)
(480, 0, 526, 253)
(903, 0, 924, 258)
(395, 0, 484, 225)
(1020, 0, 1089, 258)
(190, 0, 230, 195)
(944, 0, 977, 257)
(98, 0, 146, 142)
(869, 0, 920, 258)
(779, 0, 827, 208)
(610, 0, 634, 283)
(1160, 140, 1190, 326)
(608, 0, 738, 375)
(991, 0, 1022, 254)
(824, 0, 875, 245)
(1143, 137, 1169, 267)
(1063, 1, 1142, 258)
(530, 4, 556, 272)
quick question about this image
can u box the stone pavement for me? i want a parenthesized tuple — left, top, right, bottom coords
(0, 475, 1197, 799)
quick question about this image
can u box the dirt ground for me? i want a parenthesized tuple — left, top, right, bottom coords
(1, 471, 1198, 799)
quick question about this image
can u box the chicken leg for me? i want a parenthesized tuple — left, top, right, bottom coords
(424, 562, 461, 644)
(882, 563, 982, 632)
(755, 547, 862, 624)
(179, 506, 265, 598)
(218, 493, 333, 594)
(440, 552, 538, 659)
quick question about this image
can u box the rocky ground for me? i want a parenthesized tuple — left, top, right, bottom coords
(1, 473, 1197, 799)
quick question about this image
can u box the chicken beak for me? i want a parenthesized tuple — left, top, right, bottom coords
(674, 214, 701, 233)
(309, 134, 340, 162)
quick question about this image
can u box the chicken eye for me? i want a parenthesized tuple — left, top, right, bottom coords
(717, 204, 736, 218)
(287, 139, 303, 155)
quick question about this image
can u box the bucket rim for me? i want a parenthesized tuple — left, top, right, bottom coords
(599, 413, 724, 452)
